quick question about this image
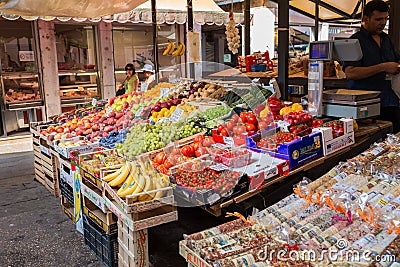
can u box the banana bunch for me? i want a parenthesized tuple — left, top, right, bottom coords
(103, 160, 169, 202)
(162, 41, 175, 56)
(172, 42, 186, 57)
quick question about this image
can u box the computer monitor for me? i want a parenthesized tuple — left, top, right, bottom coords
(309, 39, 362, 61)
(309, 41, 332, 61)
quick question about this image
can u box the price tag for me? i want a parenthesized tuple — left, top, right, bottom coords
(106, 107, 113, 117)
(91, 98, 97, 106)
(135, 107, 144, 117)
(222, 136, 234, 147)
(169, 107, 184, 122)
(156, 117, 169, 124)
(160, 88, 170, 98)
(140, 82, 148, 92)
(277, 120, 290, 132)
(212, 143, 228, 150)
(209, 164, 229, 171)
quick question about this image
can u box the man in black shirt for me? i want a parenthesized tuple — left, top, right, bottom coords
(344, 0, 400, 132)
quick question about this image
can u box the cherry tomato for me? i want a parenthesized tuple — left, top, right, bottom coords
(245, 123, 256, 132)
(217, 124, 226, 133)
(246, 114, 258, 125)
(226, 120, 236, 131)
(193, 135, 205, 144)
(231, 114, 240, 122)
(220, 128, 229, 137)
(240, 112, 248, 123)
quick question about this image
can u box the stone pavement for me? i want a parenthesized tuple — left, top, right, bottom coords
(0, 151, 233, 267)
(0, 152, 102, 267)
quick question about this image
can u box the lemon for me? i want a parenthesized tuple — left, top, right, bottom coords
(291, 103, 303, 112)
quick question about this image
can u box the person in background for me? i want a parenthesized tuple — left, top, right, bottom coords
(141, 63, 156, 91)
(117, 63, 138, 96)
(343, 0, 400, 132)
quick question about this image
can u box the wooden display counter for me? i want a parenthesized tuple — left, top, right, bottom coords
(199, 120, 393, 216)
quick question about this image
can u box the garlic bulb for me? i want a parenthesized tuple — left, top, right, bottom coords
(226, 12, 240, 55)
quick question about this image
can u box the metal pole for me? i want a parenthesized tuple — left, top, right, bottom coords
(314, 0, 319, 41)
(389, 0, 400, 52)
(277, 0, 289, 100)
(187, 0, 195, 78)
(244, 0, 251, 55)
(151, 0, 159, 82)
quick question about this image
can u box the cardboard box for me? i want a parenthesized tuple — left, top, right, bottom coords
(246, 130, 323, 170)
(313, 118, 355, 156)
(53, 136, 99, 159)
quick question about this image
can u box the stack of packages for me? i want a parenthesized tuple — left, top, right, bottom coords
(181, 134, 400, 266)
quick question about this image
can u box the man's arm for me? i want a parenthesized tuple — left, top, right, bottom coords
(345, 62, 400, 80)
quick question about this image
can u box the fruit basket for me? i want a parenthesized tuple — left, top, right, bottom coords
(169, 156, 246, 205)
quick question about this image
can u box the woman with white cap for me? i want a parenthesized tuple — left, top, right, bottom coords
(140, 62, 156, 91)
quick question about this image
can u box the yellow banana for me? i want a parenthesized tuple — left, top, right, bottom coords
(138, 176, 155, 202)
(102, 164, 125, 182)
(108, 162, 131, 187)
(118, 164, 142, 198)
(153, 180, 164, 200)
(117, 163, 134, 195)
(172, 43, 183, 56)
(163, 41, 174, 56)
(179, 42, 186, 56)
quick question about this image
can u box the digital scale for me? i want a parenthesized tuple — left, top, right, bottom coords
(308, 39, 381, 119)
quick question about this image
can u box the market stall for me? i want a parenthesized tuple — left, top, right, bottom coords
(27, 71, 397, 265)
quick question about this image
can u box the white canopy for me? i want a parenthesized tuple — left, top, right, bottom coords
(0, 0, 147, 18)
(0, 0, 242, 25)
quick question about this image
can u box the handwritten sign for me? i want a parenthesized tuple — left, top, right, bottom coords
(106, 107, 113, 117)
(222, 136, 234, 147)
(160, 88, 170, 98)
(91, 98, 97, 106)
(209, 163, 229, 172)
(135, 107, 144, 117)
(277, 120, 290, 132)
(169, 107, 184, 122)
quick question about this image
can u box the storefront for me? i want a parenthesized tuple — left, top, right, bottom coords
(0, 19, 43, 136)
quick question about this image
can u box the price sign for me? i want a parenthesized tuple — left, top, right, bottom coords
(222, 136, 234, 147)
(156, 117, 169, 124)
(209, 163, 229, 171)
(277, 120, 290, 132)
(140, 82, 148, 92)
(135, 107, 144, 117)
(160, 88, 170, 98)
(169, 107, 184, 122)
(91, 98, 97, 106)
(106, 107, 113, 117)
(212, 143, 228, 150)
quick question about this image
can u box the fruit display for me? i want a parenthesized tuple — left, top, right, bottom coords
(99, 129, 129, 149)
(321, 120, 345, 138)
(116, 121, 204, 159)
(80, 153, 125, 178)
(257, 132, 299, 151)
(107, 92, 150, 112)
(198, 105, 231, 121)
(214, 112, 272, 140)
(56, 138, 92, 149)
(266, 97, 284, 121)
(103, 159, 169, 200)
(212, 147, 252, 168)
(152, 135, 215, 175)
(185, 82, 226, 101)
(143, 82, 173, 99)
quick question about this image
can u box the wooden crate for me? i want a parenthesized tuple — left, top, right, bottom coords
(104, 195, 178, 232)
(83, 196, 117, 234)
(61, 196, 75, 223)
(179, 241, 212, 267)
(117, 220, 149, 267)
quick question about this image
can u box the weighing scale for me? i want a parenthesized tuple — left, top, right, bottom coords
(308, 39, 381, 119)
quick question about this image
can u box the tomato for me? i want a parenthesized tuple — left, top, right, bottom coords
(233, 125, 246, 135)
(217, 124, 226, 133)
(231, 114, 240, 122)
(164, 158, 174, 169)
(193, 135, 205, 144)
(293, 119, 299, 125)
(240, 112, 248, 123)
(154, 152, 166, 165)
(191, 142, 201, 151)
(245, 123, 256, 132)
(247, 130, 256, 136)
(202, 136, 215, 147)
(246, 114, 258, 125)
(226, 120, 236, 131)
(180, 145, 195, 157)
(220, 128, 229, 137)
(289, 126, 296, 132)
(195, 147, 209, 157)
(258, 121, 267, 130)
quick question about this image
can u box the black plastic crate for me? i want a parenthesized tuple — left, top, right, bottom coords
(59, 177, 74, 205)
(83, 214, 118, 267)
